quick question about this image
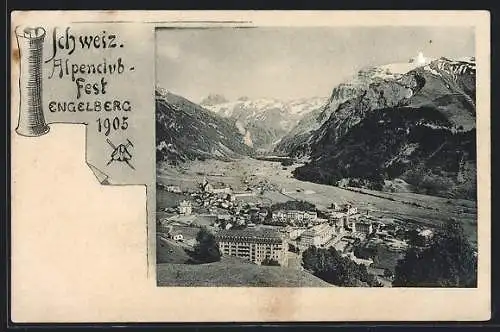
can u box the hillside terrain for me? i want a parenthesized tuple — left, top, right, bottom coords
(157, 256, 333, 287)
(156, 56, 477, 199)
(287, 57, 476, 199)
(156, 89, 254, 165)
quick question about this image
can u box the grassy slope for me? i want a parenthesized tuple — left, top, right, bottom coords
(157, 256, 333, 287)
(156, 91, 254, 164)
(156, 236, 191, 264)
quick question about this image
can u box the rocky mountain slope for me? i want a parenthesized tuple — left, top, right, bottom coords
(200, 93, 229, 106)
(290, 56, 477, 199)
(156, 89, 254, 165)
(202, 96, 327, 151)
(275, 81, 367, 154)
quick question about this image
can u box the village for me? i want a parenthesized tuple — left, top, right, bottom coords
(157, 174, 436, 285)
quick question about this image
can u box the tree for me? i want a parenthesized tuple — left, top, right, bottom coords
(384, 268, 394, 279)
(302, 246, 381, 287)
(393, 220, 477, 287)
(405, 229, 427, 247)
(270, 200, 316, 212)
(288, 243, 300, 254)
(261, 258, 280, 266)
(192, 227, 221, 264)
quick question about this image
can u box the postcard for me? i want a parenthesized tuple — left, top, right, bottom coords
(10, 10, 491, 322)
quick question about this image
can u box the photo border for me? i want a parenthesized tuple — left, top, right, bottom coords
(5, 4, 497, 329)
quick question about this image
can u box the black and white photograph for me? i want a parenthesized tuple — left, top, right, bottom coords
(10, 9, 491, 324)
(155, 26, 478, 288)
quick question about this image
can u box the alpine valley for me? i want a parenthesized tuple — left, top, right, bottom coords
(156, 55, 476, 200)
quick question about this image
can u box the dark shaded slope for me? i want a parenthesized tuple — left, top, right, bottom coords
(155, 90, 254, 165)
(292, 58, 476, 199)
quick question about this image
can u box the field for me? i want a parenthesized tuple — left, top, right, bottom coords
(157, 256, 333, 287)
(157, 157, 478, 244)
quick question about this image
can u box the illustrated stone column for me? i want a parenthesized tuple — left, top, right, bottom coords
(15, 26, 50, 137)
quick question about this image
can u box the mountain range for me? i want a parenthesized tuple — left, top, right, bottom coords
(201, 96, 327, 151)
(156, 88, 253, 165)
(156, 55, 476, 199)
(290, 56, 476, 199)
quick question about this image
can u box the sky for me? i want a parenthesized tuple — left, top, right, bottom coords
(156, 26, 475, 103)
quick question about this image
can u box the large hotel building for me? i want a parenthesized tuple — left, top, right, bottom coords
(215, 228, 288, 266)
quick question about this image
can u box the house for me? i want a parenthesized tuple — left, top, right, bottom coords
(300, 223, 335, 247)
(257, 210, 268, 222)
(328, 211, 347, 221)
(232, 191, 256, 198)
(217, 214, 232, 222)
(164, 185, 181, 193)
(249, 207, 261, 214)
(370, 220, 384, 233)
(213, 187, 232, 194)
(315, 218, 329, 225)
(159, 223, 173, 235)
(354, 221, 373, 234)
(287, 227, 307, 240)
(419, 229, 433, 238)
(343, 203, 358, 215)
(333, 221, 345, 234)
(172, 233, 184, 241)
(367, 266, 386, 277)
(202, 180, 232, 194)
(330, 215, 346, 228)
(305, 211, 318, 220)
(200, 178, 213, 192)
(215, 228, 288, 266)
(178, 200, 192, 215)
(272, 210, 318, 225)
(343, 252, 373, 266)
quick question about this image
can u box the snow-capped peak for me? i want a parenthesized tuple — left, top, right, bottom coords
(414, 51, 428, 65)
(350, 52, 437, 83)
(200, 93, 229, 106)
(204, 96, 328, 122)
(202, 96, 328, 150)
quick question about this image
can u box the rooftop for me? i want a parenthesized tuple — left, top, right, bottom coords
(302, 223, 332, 236)
(356, 220, 372, 226)
(215, 228, 283, 242)
(273, 210, 317, 214)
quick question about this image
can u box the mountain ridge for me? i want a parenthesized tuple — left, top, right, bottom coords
(155, 55, 476, 199)
(156, 89, 254, 165)
(203, 96, 328, 151)
(289, 56, 476, 199)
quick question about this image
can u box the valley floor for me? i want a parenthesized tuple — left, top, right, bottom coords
(155, 156, 477, 287)
(157, 157, 477, 245)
